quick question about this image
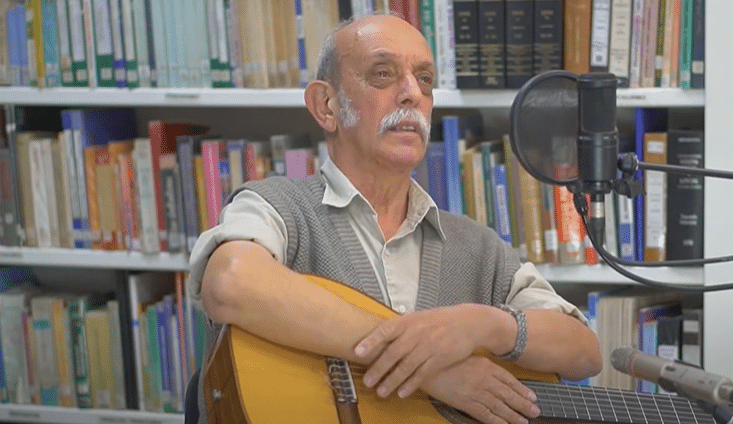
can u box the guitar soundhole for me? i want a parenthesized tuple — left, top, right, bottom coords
(431, 399, 483, 424)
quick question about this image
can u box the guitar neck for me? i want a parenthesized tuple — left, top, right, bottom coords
(524, 381, 716, 424)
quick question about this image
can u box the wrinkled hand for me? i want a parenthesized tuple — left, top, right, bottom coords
(422, 356, 540, 424)
(354, 304, 485, 399)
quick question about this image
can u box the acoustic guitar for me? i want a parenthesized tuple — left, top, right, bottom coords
(203, 274, 715, 424)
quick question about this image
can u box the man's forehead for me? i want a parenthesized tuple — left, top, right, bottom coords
(337, 20, 433, 66)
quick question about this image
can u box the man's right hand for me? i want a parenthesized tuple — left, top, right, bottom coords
(420, 356, 541, 424)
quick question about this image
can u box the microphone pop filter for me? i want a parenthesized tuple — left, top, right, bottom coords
(509, 70, 580, 187)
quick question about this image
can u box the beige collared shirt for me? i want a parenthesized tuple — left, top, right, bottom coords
(188, 157, 586, 322)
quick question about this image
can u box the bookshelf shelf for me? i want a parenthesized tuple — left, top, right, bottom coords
(0, 87, 705, 109)
(535, 264, 704, 286)
(0, 247, 188, 271)
(0, 404, 182, 424)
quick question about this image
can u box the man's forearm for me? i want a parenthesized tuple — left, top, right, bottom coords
(200, 240, 384, 364)
(516, 310, 602, 381)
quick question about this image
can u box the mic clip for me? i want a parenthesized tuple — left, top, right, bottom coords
(614, 176, 645, 199)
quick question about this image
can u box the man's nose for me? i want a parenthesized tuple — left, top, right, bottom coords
(397, 73, 423, 107)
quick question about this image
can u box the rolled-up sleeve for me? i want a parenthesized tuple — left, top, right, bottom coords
(505, 262, 588, 325)
(187, 189, 288, 301)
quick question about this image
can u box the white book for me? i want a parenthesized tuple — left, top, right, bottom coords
(28, 140, 52, 248)
(31, 296, 61, 405)
(590, 0, 612, 69)
(433, 0, 456, 89)
(40, 138, 61, 247)
(108, 0, 125, 84)
(608, 0, 633, 82)
(132, 137, 160, 254)
(627, 0, 645, 87)
(169, 313, 183, 412)
(56, 0, 75, 85)
(120, 0, 137, 85)
(131, 0, 151, 86)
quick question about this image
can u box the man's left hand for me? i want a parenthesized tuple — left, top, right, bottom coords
(354, 303, 490, 398)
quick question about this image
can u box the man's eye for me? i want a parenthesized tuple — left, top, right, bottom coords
(376, 70, 391, 78)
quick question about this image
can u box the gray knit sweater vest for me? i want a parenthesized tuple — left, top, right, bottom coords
(196, 174, 521, 423)
(235, 174, 520, 309)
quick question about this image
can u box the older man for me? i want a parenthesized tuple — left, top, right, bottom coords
(188, 13, 601, 424)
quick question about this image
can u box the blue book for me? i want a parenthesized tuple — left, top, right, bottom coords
(616, 193, 636, 261)
(491, 164, 512, 245)
(637, 303, 682, 393)
(8, 6, 27, 86)
(425, 142, 448, 210)
(157, 299, 172, 412)
(294, 0, 307, 87)
(41, 0, 61, 87)
(65, 109, 137, 248)
(633, 108, 668, 261)
(441, 115, 484, 216)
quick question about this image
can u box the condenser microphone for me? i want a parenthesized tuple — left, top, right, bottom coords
(611, 347, 733, 406)
(577, 73, 619, 246)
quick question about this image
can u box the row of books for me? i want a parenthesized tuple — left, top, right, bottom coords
(0, 0, 706, 91)
(0, 268, 205, 413)
(0, 106, 703, 265)
(418, 113, 704, 265)
(0, 106, 320, 253)
(584, 287, 703, 393)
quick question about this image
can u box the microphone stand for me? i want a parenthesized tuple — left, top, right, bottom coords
(573, 152, 733, 292)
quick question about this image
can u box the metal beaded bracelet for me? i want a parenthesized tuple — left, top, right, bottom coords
(496, 304, 528, 361)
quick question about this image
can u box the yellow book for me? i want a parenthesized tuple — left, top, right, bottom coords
(84, 309, 113, 409)
(50, 298, 75, 407)
(26, 0, 45, 88)
(193, 155, 209, 233)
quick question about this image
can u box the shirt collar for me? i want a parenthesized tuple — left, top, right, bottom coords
(320, 156, 446, 240)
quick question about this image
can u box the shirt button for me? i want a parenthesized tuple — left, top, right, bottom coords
(397, 305, 407, 314)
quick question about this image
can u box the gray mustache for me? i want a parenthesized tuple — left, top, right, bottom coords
(378, 108, 431, 143)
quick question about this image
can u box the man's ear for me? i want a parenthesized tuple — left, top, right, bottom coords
(304, 81, 338, 133)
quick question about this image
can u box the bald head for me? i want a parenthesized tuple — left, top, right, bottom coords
(315, 14, 433, 88)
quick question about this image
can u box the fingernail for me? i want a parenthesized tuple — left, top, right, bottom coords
(355, 345, 365, 357)
(397, 388, 408, 398)
(363, 376, 373, 387)
(531, 405, 541, 417)
(527, 390, 537, 402)
(377, 386, 388, 397)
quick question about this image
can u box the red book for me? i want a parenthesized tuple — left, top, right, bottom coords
(147, 121, 209, 251)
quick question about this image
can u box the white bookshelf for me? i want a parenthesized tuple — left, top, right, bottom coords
(0, 247, 188, 271)
(0, 404, 182, 424)
(0, 86, 705, 109)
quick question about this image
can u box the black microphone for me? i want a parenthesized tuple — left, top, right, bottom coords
(577, 73, 619, 246)
(611, 347, 733, 406)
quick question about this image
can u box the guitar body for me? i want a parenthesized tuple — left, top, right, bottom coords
(201, 275, 597, 423)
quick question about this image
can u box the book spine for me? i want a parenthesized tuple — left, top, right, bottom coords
(31, 298, 59, 406)
(121, 0, 138, 88)
(133, 138, 160, 253)
(505, 0, 533, 88)
(0, 295, 29, 403)
(532, 0, 563, 74)
(149, 0, 167, 86)
(177, 138, 200, 253)
(477, 0, 505, 88)
(434, 0, 455, 88)
(41, 0, 61, 87)
(453, 0, 480, 89)
(540, 183, 559, 263)
(639, 0, 659, 87)
(491, 164, 512, 245)
(441, 116, 463, 216)
(50, 299, 75, 407)
(653, 0, 667, 86)
(159, 155, 184, 253)
(518, 165, 545, 263)
(66, 0, 87, 86)
(426, 142, 448, 211)
(108, 0, 126, 87)
(677, 0, 693, 89)
(131, 0, 151, 87)
(643, 132, 667, 261)
(607, 0, 633, 86)
(629, 0, 644, 88)
(590, 0, 612, 72)
(91, 0, 114, 86)
(666, 130, 703, 260)
(564, 0, 593, 75)
(27, 0, 44, 88)
(201, 141, 224, 229)
(689, 0, 703, 88)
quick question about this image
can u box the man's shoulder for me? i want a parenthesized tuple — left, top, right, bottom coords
(242, 175, 323, 197)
